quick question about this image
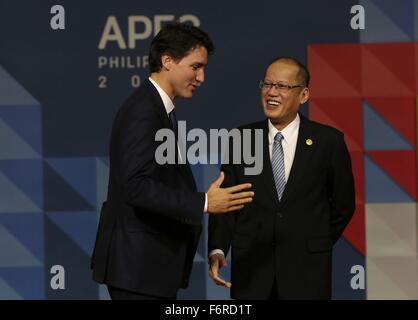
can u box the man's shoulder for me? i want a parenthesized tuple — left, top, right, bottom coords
(122, 81, 155, 108)
(116, 81, 158, 118)
(230, 116, 344, 138)
(304, 116, 344, 139)
(235, 119, 267, 131)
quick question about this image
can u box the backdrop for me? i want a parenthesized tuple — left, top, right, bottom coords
(0, 0, 417, 299)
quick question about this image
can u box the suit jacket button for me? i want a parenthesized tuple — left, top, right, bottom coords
(276, 212, 283, 218)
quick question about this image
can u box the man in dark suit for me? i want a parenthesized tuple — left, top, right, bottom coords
(208, 57, 355, 299)
(91, 22, 254, 300)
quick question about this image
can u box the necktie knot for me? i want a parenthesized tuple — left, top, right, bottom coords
(274, 132, 283, 142)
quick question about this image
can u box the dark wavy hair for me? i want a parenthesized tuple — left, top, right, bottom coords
(149, 22, 215, 73)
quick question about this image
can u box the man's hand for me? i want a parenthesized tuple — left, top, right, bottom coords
(208, 253, 231, 288)
(207, 172, 254, 214)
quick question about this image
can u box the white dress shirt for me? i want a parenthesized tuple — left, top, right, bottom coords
(267, 113, 300, 182)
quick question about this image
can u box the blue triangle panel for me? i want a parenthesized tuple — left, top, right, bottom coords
(0, 66, 39, 106)
(0, 267, 44, 299)
(0, 278, 22, 299)
(99, 284, 111, 300)
(47, 211, 97, 256)
(365, 156, 414, 202)
(0, 172, 41, 213)
(43, 161, 95, 211)
(332, 237, 366, 300)
(0, 118, 40, 159)
(202, 164, 223, 192)
(46, 158, 96, 208)
(191, 163, 204, 193)
(372, 0, 414, 38)
(177, 262, 207, 300)
(43, 216, 99, 299)
(0, 105, 42, 155)
(363, 100, 412, 150)
(99, 157, 109, 167)
(196, 215, 207, 260)
(360, 0, 411, 42)
(0, 213, 44, 262)
(0, 159, 43, 209)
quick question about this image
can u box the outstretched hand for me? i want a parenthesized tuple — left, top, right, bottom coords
(207, 172, 254, 214)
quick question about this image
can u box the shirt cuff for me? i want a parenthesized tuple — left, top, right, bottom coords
(204, 193, 208, 212)
(209, 249, 225, 257)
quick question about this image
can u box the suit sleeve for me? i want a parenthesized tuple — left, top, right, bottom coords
(116, 101, 205, 225)
(207, 145, 237, 256)
(328, 132, 356, 244)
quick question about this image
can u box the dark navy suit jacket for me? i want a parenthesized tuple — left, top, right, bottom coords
(209, 115, 355, 299)
(91, 79, 205, 298)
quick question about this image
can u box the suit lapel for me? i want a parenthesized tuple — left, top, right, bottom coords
(147, 79, 197, 190)
(279, 114, 316, 207)
(145, 79, 171, 130)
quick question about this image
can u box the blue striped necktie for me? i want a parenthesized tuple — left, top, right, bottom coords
(272, 132, 286, 201)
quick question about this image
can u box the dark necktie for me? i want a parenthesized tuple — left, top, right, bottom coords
(168, 109, 180, 163)
(169, 109, 177, 133)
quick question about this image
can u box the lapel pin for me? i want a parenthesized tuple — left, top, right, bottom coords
(306, 139, 313, 146)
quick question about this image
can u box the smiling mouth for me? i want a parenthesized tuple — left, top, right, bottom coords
(266, 100, 281, 108)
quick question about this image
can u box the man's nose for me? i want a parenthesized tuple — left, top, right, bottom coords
(267, 86, 279, 95)
(196, 68, 205, 83)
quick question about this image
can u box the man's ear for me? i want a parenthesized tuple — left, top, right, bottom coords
(300, 87, 310, 104)
(161, 54, 173, 71)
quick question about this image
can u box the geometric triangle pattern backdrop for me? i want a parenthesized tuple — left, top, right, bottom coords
(2, 0, 418, 301)
(0, 64, 106, 299)
(359, 0, 418, 43)
(2, 59, 418, 299)
(308, 42, 418, 299)
(0, 65, 45, 300)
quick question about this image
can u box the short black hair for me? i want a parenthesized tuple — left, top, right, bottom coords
(268, 56, 310, 87)
(149, 22, 215, 73)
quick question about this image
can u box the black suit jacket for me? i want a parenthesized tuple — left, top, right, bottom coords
(91, 79, 205, 298)
(208, 114, 355, 299)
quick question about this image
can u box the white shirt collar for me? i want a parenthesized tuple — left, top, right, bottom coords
(149, 77, 175, 115)
(268, 113, 300, 145)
